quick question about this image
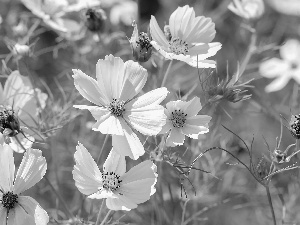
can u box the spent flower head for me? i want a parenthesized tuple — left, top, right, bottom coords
(73, 143, 157, 211)
(73, 55, 168, 159)
(259, 39, 300, 92)
(228, 0, 265, 20)
(0, 143, 48, 224)
(159, 97, 211, 147)
(149, 5, 222, 68)
(84, 8, 107, 32)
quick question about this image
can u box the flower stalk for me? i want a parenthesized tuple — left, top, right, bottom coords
(161, 60, 173, 87)
(265, 185, 277, 225)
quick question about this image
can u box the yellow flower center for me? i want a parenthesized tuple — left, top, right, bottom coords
(169, 37, 189, 55)
(102, 172, 122, 192)
(108, 99, 126, 117)
(170, 109, 187, 128)
(1, 191, 18, 211)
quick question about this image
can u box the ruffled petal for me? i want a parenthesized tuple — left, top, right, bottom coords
(0, 206, 7, 225)
(181, 124, 209, 139)
(259, 58, 290, 78)
(72, 143, 102, 195)
(103, 149, 126, 176)
(0, 143, 14, 193)
(149, 16, 169, 49)
(183, 97, 202, 117)
(112, 121, 145, 160)
(7, 205, 35, 225)
(119, 60, 147, 101)
(13, 148, 47, 195)
(265, 74, 291, 92)
(280, 39, 300, 62)
(166, 128, 185, 147)
(73, 69, 108, 106)
(106, 196, 136, 211)
(18, 196, 49, 225)
(96, 55, 125, 101)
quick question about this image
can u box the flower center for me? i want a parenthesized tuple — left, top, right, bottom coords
(108, 99, 126, 117)
(169, 37, 189, 55)
(170, 109, 187, 128)
(102, 172, 122, 192)
(290, 115, 300, 139)
(0, 105, 20, 136)
(136, 32, 152, 50)
(1, 191, 18, 210)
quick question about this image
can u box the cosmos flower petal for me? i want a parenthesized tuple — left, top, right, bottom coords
(9, 134, 34, 153)
(186, 115, 211, 126)
(259, 58, 290, 78)
(175, 6, 195, 40)
(7, 205, 35, 225)
(106, 196, 136, 211)
(18, 196, 49, 225)
(120, 60, 148, 101)
(188, 43, 209, 56)
(72, 143, 103, 195)
(74, 105, 110, 119)
(72, 69, 108, 106)
(166, 128, 185, 146)
(112, 121, 145, 160)
(185, 58, 217, 68)
(0, 206, 6, 225)
(96, 115, 125, 135)
(265, 74, 291, 92)
(181, 124, 209, 139)
(88, 189, 114, 199)
(280, 39, 300, 62)
(191, 42, 222, 60)
(150, 41, 175, 60)
(184, 97, 202, 116)
(159, 120, 172, 134)
(13, 149, 47, 195)
(169, 5, 193, 39)
(149, 16, 169, 49)
(0, 143, 15, 193)
(103, 149, 126, 176)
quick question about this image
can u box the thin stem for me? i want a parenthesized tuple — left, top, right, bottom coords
(265, 185, 277, 225)
(296, 139, 300, 160)
(98, 209, 112, 225)
(95, 200, 105, 225)
(161, 60, 173, 87)
(44, 176, 75, 220)
(97, 134, 109, 165)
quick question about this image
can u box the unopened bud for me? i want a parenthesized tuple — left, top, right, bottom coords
(290, 114, 300, 139)
(228, 0, 265, 20)
(85, 8, 107, 32)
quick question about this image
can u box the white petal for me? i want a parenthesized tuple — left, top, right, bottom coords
(186, 115, 211, 126)
(72, 143, 102, 195)
(190, 42, 222, 60)
(18, 196, 49, 225)
(106, 196, 136, 211)
(166, 128, 185, 146)
(9, 134, 34, 154)
(259, 58, 290, 78)
(265, 75, 291, 92)
(0, 143, 14, 193)
(103, 149, 126, 176)
(13, 148, 47, 194)
(119, 60, 148, 101)
(7, 205, 35, 225)
(112, 121, 145, 160)
(74, 105, 110, 119)
(0, 206, 7, 225)
(280, 39, 300, 62)
(72, 69, 108, 106)
(150, 41, 175, 60)
(159, 120, 172, 134)
(183, 97, 202, 117)
(96, 55, 125, 101)
(181, 124, 209, 139)
(149, 16, 169, 49)
(88, 189, 114, 199)
(188, 43, 209, 56)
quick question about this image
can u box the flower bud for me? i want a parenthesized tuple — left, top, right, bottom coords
(84, 8, 107, 32)
(129, 22, 152, 62)
(228, 0, 265, 20)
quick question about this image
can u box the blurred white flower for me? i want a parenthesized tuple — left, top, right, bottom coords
(259, 39, 300, 92)
(228, 0, 265, 20)
(0, 71, 48, 152)
(73, 55, 168, 159)
(150, 5, 222, 68)
(159, 97, 211, 147)
(73, 143, 157, 211)
(110, 1, 138, 26)
(0, 144, 48, 225)
(11, 44, 31, 57)
(267, 0, 300, 16)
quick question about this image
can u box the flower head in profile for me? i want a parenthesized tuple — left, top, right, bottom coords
(228, 0, 265, 20)
(160, 97, 211, 147)
(150, 5, 222, 68)
(73, 55, 168, 159)
(0, 71, 47, 153)
(73, 143, 157, 211)
(0, 143, 48, 224)
(259, 39, 300, 92)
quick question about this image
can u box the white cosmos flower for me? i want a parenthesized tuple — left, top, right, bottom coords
(259, 39, 300, 92)
(73, 55, 168, 160)
(0, 71, 47, 153)
(149, 5, 222, 68)
(228, 0, 265, 20)
(73, 143, 157, 211)
(0, 143, 48, 225)
(159, 97, 211, 147)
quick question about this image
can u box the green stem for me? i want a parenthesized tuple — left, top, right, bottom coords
(97, 134, 109, 165)
(265, 185, 277, 225)
(95, 199, 105, 225)
(44, 176, 75, 220)
(296, 139, 300, 160)
(161, 60, 173, 87)
(96, 207, 112, 225)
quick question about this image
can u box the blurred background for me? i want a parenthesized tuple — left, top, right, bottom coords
(1, 0, 300, 224)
